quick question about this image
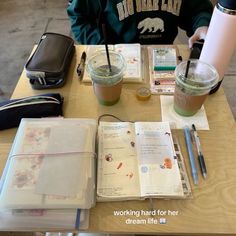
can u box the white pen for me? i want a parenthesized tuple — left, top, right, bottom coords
(192, 124, 207, 179)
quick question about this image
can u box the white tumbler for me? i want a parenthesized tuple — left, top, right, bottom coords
(199, 0, 236, 93)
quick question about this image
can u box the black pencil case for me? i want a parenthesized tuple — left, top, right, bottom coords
(0, 93, 63, 130)
(25, 32, 75, 89)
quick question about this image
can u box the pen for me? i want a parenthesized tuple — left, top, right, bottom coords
(184, 126, 198, 185)
(77, 51, 86, 81)
(192, 124, 207, 179)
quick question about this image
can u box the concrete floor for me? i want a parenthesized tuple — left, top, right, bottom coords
(0, 0, 71, 100)
(0, 0, 236, 120)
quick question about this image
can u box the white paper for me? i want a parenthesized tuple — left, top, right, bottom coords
(114, 44, 142, 80)
(135, 122, 184, 197)
(35, 153, 87, 197)
(97, 122, 141, 199)
(46, 124, 90, 153)
(160, 95, 209, 130)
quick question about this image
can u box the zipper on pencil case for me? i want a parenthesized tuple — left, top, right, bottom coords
(0, 96, 61, 111)
(0, 96, 61, 108)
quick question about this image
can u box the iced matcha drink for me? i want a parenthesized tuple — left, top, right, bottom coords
(87, 51, 125, 106)
(174, 60, 219, 116)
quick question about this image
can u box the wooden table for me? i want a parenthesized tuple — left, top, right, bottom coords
(1, 45, 236, 235)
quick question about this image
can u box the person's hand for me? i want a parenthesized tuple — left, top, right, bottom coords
(188, 26, 208, 48)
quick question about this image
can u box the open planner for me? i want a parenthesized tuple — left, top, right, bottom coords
(83, 43, 143, 83)
(97, 121, 189, 201)
(0, 118, 191, 212)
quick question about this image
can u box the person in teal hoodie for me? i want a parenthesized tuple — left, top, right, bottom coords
(67, 0, 213, 48)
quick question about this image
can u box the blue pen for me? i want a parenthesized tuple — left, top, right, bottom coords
(184, 126, 198, 185)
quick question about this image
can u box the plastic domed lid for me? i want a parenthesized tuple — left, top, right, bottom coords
(218, 0, 236, 10)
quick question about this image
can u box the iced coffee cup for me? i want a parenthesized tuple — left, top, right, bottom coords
(86, 50, 126, 106)
(173, 59, 219, 116)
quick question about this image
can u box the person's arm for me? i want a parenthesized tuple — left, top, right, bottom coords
(188, 26, 208, 48)
(67, 0, 104, 44)
(178, 0, 213, 47)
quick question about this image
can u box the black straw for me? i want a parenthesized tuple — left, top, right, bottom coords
(102, 23, 112, 73)
(185, 60, 191, 79)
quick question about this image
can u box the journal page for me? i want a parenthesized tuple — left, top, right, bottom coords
(97, 122, 140, 200)
(83, 44, 142, 83)
(114, 43, 142, 82)
(135, 122, 184, 198)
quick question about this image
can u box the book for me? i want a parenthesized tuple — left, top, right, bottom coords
(148, 45, 179, 95)
(153, 47, 177, 71)
(0, 118, 190, 209)
(97, 121, 188, 201)
(0, 118, 97, 210)
(83, 43, 143, 83)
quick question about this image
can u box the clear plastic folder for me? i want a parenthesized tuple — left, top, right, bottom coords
(0, 118, 97, 210)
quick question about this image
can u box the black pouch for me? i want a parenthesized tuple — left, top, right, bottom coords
(0, 93, 63, 130)
(25, 32, 75, 89)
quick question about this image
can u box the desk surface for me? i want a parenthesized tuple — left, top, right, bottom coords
(1, 45, 236, 235)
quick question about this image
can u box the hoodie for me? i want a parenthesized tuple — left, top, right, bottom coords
(67, 0, 213, 45)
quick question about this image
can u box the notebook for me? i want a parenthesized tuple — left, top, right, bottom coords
(97, 121, 189, 201)
(83, 43, 143, 83)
